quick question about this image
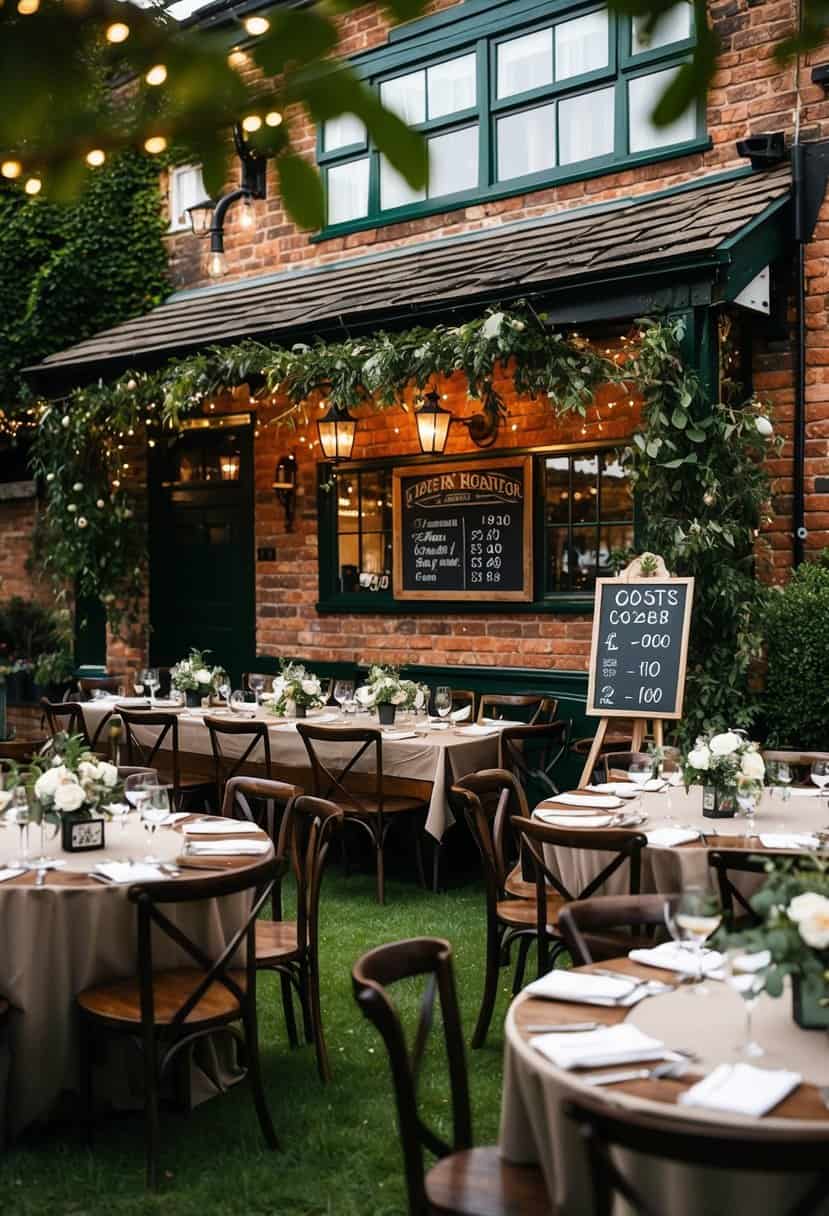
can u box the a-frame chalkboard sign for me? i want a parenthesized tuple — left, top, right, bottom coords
(580, 554, 694, 786)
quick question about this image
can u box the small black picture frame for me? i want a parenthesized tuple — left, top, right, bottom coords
(61, 814, 106, 853)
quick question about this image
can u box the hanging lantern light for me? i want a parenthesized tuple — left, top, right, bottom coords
(415, 389, 452, 455)
(317, 403, 357, 461)
(186, 197, 215, 237)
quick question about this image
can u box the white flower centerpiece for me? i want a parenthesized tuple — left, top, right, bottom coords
(263, 662, 325, 719)
(355, 665, 424, 726)
(28, 732, 122, 851)
(682, 729, 765, 818)
(170, 648, 224, 707)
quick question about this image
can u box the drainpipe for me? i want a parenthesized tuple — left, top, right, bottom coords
(792, 141, 808, 567)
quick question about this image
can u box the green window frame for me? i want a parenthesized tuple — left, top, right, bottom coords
(317, 443, 635, 614)
(315, 0, 707, 240)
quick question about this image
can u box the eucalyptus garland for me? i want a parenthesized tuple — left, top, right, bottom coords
(26, 304, 780, 738)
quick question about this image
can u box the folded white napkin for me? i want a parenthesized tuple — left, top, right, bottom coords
(381, 729, 418, 741)
(535, 810, 614, 828)
(450, 705, 471, 723)
(789, 788, 820, 797)
(184, 819, 262, 835)
(526, 969, 641, 1006)
(0, 867, 25, 883)
(591, 782, 639, 799)
(679, 1063, 801, 1117)
(456, 724, 499, 737)
(93, 862, 165, 884)
(530, 1022, 666, 1070)
(479, 717, 512, 727)
(547, 792, 623, 809)
(185, 839, 271, 856)
(113, 697, 150, 707)
(427, 720, 450, 730)
(629, 941, 724, 976)
(640, 778, 668, 792)
(311, 713, 340, 724)
(645, 827, 700, 848)
(758, 833, 819, 849)
(163, 812, 190, 824)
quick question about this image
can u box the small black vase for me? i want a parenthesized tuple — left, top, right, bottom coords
(185, 690, 202, 708)
(377, 702, 396, 726)
(702, 786, 737, 818)
(294, 703, 307, 719)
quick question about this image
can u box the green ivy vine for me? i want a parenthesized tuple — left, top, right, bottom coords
(25, 304, 779, 738)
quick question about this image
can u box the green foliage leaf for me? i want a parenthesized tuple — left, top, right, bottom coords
(277, 154, 325, 230)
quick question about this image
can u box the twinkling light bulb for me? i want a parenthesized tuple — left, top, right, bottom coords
(144, 136, 167, 155)
(243, 15, 269, 35)
(238, 197, 256, 231)
(17, 0, 39, 14)
(86, 149, 106, 168)
(265, 111, 283, 127)
(1, 160, 21, 179)
(24, 177, 41, 195)
(145, 64, 167, 86)
(242, 114, 262, 133)
(105, 21, 130, 43)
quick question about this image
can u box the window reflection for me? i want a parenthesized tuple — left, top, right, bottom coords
(544, 449, 634, 593)
(337, 470, 393, 595)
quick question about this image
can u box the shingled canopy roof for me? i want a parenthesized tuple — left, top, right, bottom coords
(29, 164, 791, 387)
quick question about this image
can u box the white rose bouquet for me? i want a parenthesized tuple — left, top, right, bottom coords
(682, 729, 765, 798)
(170, 648, 223, 695)
(359, 665, 420, 709)
(263, 662, 325, 717)
(27, 732, 122, 825)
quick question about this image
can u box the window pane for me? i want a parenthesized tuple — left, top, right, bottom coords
(497, 28, 553, 99)
(323, 113, 366, 153)
(601, 524, 635, 574)
(545, 457, 570, 524)
(429, 126, 479, 197)
(360, 471, 392, 531)
(169, 164, 207, 231)
(571, 528, 601, 588)
(428, 53, 477, 119)
(362, 533, 392, 580)
(337, 479, 359, 533)
(558, 87, 614, 165)
(497, 103, 556, 181)
(632, 2, 692, 54)
(555, 10, 608, 81)
(629, 67, 695, 152)
(546, 528, 570, 592)
(572, 455, 599, 524)
(327, 158, 370, 225)
(338, 535, 360, 592)
(601, 454, 634, 519)
(380, 156, 426, 210)
(381, 71, 426, 126)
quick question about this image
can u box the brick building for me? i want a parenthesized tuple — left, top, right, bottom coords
(12, 0, 829, 732)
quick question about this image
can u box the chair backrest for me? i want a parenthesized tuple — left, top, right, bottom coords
(40, 698, 86, 741)
(222, 776, 303, 922)
(565, 1094, 829, 1216)
(77, 676, 120, 701)
(449, 769, 529, 898)
(205, 716, 272, 796)
(763, 749, 829, 786)
(501, 720, 571, 802)
(277, 794, 343, 952)
(120, 709, 182, 791)
(117, 765, 159, 781)
(129, 856, 281, 1034)
(352, 937, 472, 1216)
(511, 817, 647, 906)
(477, 692, 548, 724)
(558, 894, 677, 965)
(708, 849, 802, 928)
(295, 724, 384, 814)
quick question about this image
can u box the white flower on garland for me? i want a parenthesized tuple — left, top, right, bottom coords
(481, 312, 504, 340)
(709, 731, 741, 756)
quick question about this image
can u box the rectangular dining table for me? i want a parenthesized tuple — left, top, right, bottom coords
(81, 702, 506, 840)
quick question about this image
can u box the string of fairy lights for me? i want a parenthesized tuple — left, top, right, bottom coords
(0, 8, 281, 194)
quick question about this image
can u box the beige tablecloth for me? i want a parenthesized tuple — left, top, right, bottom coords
(541, 785, 828, 896)
(501, 975, 829, 1215)
(0, 815, 259, 1136)
(82, 703, 503, 840)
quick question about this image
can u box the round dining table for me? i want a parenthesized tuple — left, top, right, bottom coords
(500, 957, 829, 1215)
(0, 811, 271, 1138)
(538, 783, 829, 896)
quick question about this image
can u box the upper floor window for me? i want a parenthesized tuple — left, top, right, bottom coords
(168, 163, 208, 233)
(318, 0, 700, 233)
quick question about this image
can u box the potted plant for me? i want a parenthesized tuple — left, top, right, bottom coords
(170, 648, 223, 707)
(26, 732, 123, 852)
(722, 856, 829, 1030)
(355, 665, 422, 726)
(682, 730, 765, 818)
(263, 662, 325, 718)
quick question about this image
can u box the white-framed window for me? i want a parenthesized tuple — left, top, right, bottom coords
(168, 164, 208, 233)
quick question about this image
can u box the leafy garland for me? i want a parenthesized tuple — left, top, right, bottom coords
(26, 305, 778, 738)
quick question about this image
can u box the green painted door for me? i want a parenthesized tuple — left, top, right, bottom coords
(148, 420, 254, 684)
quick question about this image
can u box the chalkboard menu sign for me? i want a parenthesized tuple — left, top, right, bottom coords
(586, 576, 694, 719)
(392, 456, 533, 602)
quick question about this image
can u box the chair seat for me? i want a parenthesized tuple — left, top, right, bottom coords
(497, 895, 564, 930)
(426, 1146, 553, 1216)
(77, 967, 246, 1026)
(581, 930, 658, 962)
(339, 794, 428, 817)
(503, 862, 534, 901)
(156, 770, 216, 791)
(255, 919, 300, 964)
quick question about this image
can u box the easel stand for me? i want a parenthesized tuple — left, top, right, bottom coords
(579, 717, 664, 787)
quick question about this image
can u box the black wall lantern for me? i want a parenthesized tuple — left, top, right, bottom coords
(273, 452, 298, 530)
(317, 403, 357, 461)
(414, 389, 453, 455)
(186, 123, 268, 278)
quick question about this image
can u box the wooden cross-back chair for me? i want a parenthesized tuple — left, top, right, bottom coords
(77, 676, 120, 701)
(708, 849, 803, 930)
(477, 693, 552, 725)
(295, 723, 428, 904)
(501, 720, 571, 802)
(205, 716, 273, 800)
(40, 698, 113, 751)
(558, 894, 677, 965)
(565, 1094, 829, 1216)
(120, 708, 214, 810)
(511, 817, 648, 973)
(0, 738, 47, 764)
(352, 937, 552, 1216)
(449, 771, 557, 1047)
(77, 856, 282, 1188)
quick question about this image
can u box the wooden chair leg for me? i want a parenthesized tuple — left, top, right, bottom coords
(374, 821, 385, 905)
(308, 953, 331, 1085)
(298, 965, 314, 1045)
(143, 1034, 161, 1190)
(472, 923, 502, 1049)
(432, 838, 443, 893)
(242, 1008, 279, 1151)
(279, 972, 299, 1049)
(512, 935, 532, 995)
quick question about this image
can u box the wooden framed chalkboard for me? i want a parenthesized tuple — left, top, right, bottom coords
(392, 456, 533, 602)
(586, 575, 694, 720)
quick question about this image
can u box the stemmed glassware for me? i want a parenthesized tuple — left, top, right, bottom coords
(736, 789, 758, 840)
(230, 689, 247, 713)
(664, 886, 722, 995)
(141, 785, 170, 862)
(725, 946, 768, 1058)
(146, 667, 159, 707)
(134, 670, 146, 697)
(627, 757, 652, 789)
(768, 760, 792, 802)
(434, 687, 452, 723)
(811, 760, 829, 811)
(334, 680, 354, 720)
(216, 675, 231, 710)
(124, 772, 154, 831)
(7, 786, 31, 867)
(248, 674, 265, 705)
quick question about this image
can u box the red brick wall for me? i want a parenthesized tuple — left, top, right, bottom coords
(0, 498, 40, 601)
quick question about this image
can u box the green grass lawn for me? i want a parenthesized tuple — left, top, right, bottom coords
(1, 870, 520, 1216)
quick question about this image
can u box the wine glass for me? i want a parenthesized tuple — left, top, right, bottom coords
(248, 674, 265, 705)
(672, 886, 722, 995)
(333, 679, 354, 720)
(141, 785, 170, 862)
(811, 760, 829, 811)
(769, 760, 792, 802)
(434, 687, 452, 723)
(146, 667, 159, 707)
(737, 788, 758, 840)
(216, 678, 231, 709)
(124, 771, 154, 821)
(230, 689, 247, 713)
(627, 757, 652, 789)
(7, 786, 31, 867)
(725, 947, 768, 1058)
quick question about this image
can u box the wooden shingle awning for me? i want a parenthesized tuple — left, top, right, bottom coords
(28, 164, 791, 387)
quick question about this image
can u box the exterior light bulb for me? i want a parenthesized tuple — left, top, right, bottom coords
(105, 21, 130, 43)
(24, 177, 41, 195)
(242, 114, 262, 133)
(145, 64, 167, 86)
(207, 250, 227, 278)
(144, 136, 167, 155)
(17, 0, 39, 13)
(86, 149, 106, 168)
(228, 48, 247, 69)
(265, 111, 283, 127)
(1, 160, 21, 179)
(238, 197, 256, 231)
(243, 14, 270, 35)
